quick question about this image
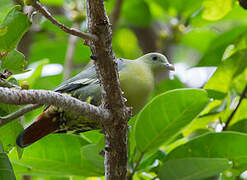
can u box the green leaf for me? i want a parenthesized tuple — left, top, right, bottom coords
(158, 158, 232, 180)
(204, 50, 247, 93)
(197, 25, 247, 67)
(122, 0, 151, 27)
(0, 120, 23, 154)
(206, 89, 226, 100)
(202, 0, 233, 21)
(228, 119, 247, 133)
(80, 130, 104, 144)
(0, 153, 16, 180)
(165, 132, 247, 171)
(137, 150, 166, 171)
(0, 5, 31, 51)
(81, 144, 104, 171)
(0, 1, 13, 23)
(1, 50, 27, 74)
(152, 76, 186, 97)
(10, 134, 104, 177)
(135, 89, 209, 153)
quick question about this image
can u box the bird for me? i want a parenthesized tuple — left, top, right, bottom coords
(16, 52, 175, 148)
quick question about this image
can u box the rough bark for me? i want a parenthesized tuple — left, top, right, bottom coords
(0, 87, 109, 122)
(86, 0, 131, 179)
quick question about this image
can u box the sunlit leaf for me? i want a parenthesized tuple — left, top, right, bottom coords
(202, 0, 233, 21)
(197, 25, 247, 67)
(204, 50, 247, 94)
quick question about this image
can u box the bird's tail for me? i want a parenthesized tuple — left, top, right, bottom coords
(16, 107, 59, 148)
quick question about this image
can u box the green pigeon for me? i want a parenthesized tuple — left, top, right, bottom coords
(17, 52, 174, 147)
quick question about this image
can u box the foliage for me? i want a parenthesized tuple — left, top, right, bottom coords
(1, 0, 247, 179)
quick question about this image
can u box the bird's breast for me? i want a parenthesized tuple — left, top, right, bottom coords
(119, 63, 154, 114)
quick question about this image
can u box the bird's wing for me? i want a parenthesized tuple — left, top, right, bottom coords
(54, 64, 99, 93)
(54, 58, 130, 93)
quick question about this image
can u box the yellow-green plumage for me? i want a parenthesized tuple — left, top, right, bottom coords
(17, 53, 174, 147)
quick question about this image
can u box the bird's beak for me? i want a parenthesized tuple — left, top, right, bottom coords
(167, 64, 175, 71)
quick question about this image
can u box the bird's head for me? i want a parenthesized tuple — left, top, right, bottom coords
(139, 52, 175, 77)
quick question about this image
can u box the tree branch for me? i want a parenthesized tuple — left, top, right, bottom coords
(86, 0, 131, 179)
(32, 1, 98, 41)
(0, 87, 110, 123)
(0, 104, 41, 126)
(223, 84, 247, 130)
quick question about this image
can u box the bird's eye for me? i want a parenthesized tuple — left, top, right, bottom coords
(152, 56, 158, 61)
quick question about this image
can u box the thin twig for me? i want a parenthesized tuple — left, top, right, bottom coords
(0, 104, 41, 126)
(0, 79, 21, 89)
(110, 0, 124, 31)
(0, 87, 110, 124)
(63, 23, 80, 80)
(223, 84, 247, 130)
(32, 1, 98, 41)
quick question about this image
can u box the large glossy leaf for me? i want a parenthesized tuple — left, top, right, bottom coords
(196, 25, 247, 67)
(135, 89, 209, 153)
(0, 5, 31, 51)
(10, 134, 104, 177)
(1, 50, 27, 73)
(204, 50, 247, 94)
(158, 158, 232, 180)
(165, 132, 247, 171)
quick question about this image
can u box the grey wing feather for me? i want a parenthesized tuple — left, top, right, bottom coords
(54, 58, 130, 93)
(54, 64, 98, 93)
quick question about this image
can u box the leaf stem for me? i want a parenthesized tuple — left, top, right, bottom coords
(223, 84, 247, 130)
